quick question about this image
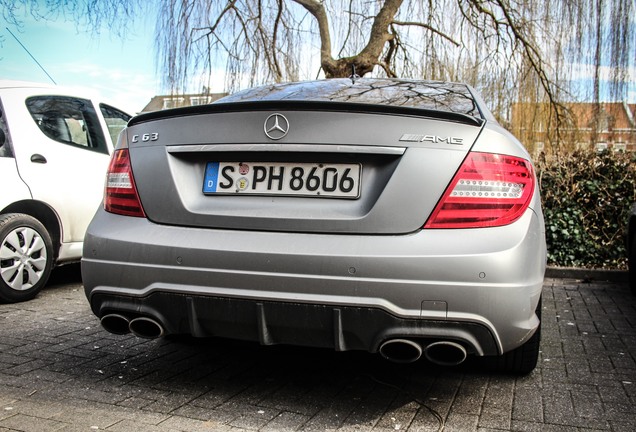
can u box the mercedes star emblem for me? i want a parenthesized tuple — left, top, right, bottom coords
(264, 113, 289, 140)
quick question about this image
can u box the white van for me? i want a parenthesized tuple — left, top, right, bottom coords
(0, 80, 131, 302)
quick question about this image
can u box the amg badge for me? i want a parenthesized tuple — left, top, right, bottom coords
(399, 134, 463, 145)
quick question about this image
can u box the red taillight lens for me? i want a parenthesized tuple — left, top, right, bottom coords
(104, 149, 146, 217)
(424, 152, 535, 229)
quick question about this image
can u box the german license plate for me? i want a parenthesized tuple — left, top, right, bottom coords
(203, 162, 361, 198)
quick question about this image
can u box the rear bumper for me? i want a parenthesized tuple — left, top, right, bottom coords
(90, 292, 498, 355)
(82, 208, 546, 356)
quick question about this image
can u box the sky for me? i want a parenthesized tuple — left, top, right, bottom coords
(1, 3, 633, 114)
(0, 7, 164, 114)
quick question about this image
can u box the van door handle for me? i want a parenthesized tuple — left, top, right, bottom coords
(31, 154, 47, 164)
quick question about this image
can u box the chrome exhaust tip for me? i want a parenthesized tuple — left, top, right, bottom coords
(378, 339, 423, 363)
(100, 314, 131, 335)
(129, 317, 165, 339)
(424, 341, 467, 366)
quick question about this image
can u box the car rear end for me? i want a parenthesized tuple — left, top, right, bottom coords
(82, 79, 546, 373)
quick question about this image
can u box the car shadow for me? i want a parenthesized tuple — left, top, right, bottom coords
(46, 262, 83, 287)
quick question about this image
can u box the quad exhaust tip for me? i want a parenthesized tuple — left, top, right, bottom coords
(129, 317, 165, 339)
(100, 314, 131, 335)
(100, 314, 165, 339)
(424, 341, 467, 366)
(379, 339, 468, 366)
(379, 339, 423, 363)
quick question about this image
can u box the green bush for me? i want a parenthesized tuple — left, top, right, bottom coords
(536, 150, 636, 269)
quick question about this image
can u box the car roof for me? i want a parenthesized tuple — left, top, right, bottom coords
(0, 80, 122, 110)
(218, 78, 483, 118)
(0, 79, 59, 90)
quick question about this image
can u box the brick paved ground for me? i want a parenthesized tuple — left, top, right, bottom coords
(0, 265, 634, 431)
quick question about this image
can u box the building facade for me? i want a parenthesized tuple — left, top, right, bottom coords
(510, 102, 636, 155)
(141, 93, 228, 113)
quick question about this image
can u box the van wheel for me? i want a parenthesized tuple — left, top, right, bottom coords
(0, 213, 54, 303)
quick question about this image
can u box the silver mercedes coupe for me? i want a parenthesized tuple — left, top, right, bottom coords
(82, 79, 546, 374)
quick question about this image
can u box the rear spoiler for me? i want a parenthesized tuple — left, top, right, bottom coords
(129, 100, 484, 128)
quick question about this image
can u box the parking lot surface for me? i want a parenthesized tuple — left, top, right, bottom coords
(1, 265, 634, 431)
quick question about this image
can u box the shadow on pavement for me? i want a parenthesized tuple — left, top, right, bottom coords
(46, 262, 82, 286)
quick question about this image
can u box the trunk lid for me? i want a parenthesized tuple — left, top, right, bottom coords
(126, 103, 483, 234)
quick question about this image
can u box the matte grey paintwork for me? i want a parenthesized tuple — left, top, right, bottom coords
(83, 206, 544, 354)
(127, 110, 483, 234)
(83, 79, 546, 358)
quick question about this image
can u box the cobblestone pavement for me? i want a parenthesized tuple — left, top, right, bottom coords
(0, 265, 634, 431)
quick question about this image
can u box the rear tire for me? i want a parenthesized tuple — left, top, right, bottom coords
(485, 296, 542, 375)
(0, 213, 54, 303)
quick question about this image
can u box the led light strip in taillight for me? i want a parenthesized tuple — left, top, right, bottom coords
(424, 152, 535, 229)
(104, 149, 146, 218)
(450, 179, 524, 199)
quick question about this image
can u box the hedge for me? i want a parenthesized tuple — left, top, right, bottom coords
(536, 150, 636, 269)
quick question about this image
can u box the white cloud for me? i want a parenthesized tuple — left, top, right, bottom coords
(51, 61, 160, 114)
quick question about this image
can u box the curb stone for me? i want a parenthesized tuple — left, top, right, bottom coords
(545, 266, 628, 282)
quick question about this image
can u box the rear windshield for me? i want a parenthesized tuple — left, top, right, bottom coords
(218, 78, 482, 118)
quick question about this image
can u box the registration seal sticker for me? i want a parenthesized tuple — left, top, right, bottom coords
(236, 177, 249, 191)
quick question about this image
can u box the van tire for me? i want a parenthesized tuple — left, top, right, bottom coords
(0, 213, 54, 303)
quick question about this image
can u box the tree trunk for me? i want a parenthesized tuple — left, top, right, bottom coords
(293, 0, 404, 78)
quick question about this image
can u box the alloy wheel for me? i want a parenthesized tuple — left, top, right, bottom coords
(0, 226, 48, 291)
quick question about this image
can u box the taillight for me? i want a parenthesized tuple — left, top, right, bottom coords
(104, 149, 146, 217)
(424, 152, 535, 229)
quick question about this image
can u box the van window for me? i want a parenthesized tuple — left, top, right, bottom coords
(26, 96, 108, 154)
(0, 105, 13, 158)
(99, 104, 131, 146)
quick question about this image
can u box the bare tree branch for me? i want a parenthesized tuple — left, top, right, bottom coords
(7, 0, 634, 155)
(271, 0, 284, 81)
(292, 0, 333, 72)
(392, 20, 460, 46)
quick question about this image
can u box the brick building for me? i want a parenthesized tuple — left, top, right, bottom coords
(510, 102, 636, 154)
(141, 92, 228, 112)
